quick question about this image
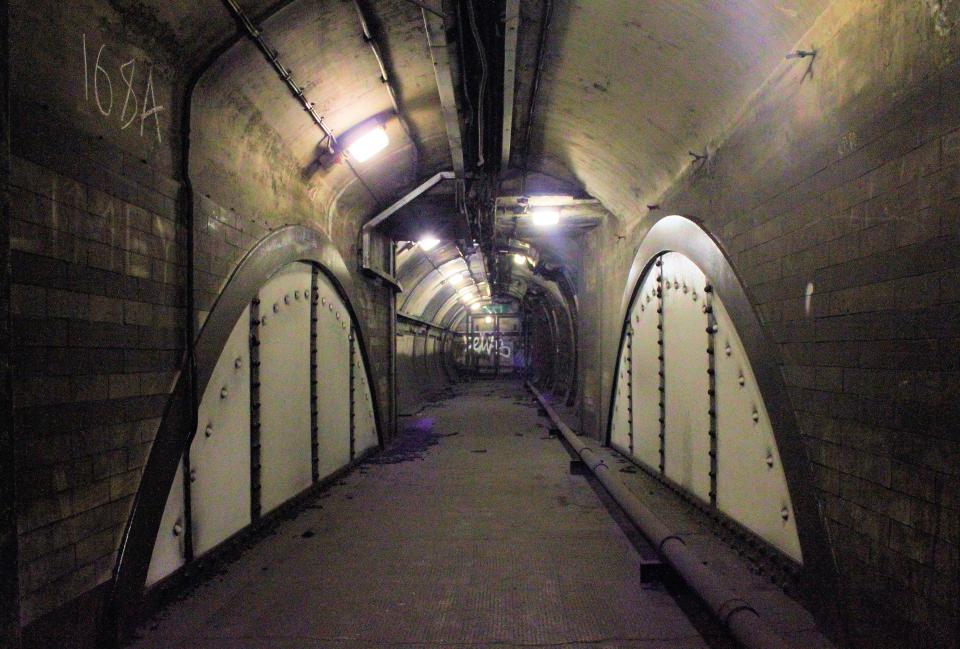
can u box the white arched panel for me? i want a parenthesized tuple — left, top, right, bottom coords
(314, 272, 351, 479)
(714, 298, 802, 562)
(629, 267, 662, 469)
(259, 263, 313, 514)
(190, 305, 251, 556)
(662, 253, 711, 503)
(146, 461, 185, 586)
(610, 250, 803, 564)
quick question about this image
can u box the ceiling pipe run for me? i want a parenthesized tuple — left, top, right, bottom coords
(500, 0, 520, 170)
(221, 0, 381, 204)
(527, 382, 799, 649)
(423, 5, 466, 178)
(352, 0, 421, 175)
(520, 0, 552, 194)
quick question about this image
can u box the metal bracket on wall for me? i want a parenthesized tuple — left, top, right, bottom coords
(310, 266, 320, 482)
(249, 297, 262, 521)
(359, 170, 456, 287)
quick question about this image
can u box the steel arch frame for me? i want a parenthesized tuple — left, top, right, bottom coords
(107, 226, 385, 633)
(606, 214, 839, 613)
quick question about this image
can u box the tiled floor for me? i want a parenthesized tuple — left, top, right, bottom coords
(130, 381, 711, 648)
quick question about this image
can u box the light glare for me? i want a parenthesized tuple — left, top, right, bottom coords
(419, 237, 439, 251)
(531, 208, 560, 226)
(347, 126, 389, 162)
(513, 253, 527, 265)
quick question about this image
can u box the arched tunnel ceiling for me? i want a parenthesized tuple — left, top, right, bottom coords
(514, 0, 831, 224)
(396, 239, 570, 332)
(125, 0, 834, 329)
(192, 0, 451, 225)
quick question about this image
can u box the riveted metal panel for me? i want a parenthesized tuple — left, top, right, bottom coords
(610, 336, 632, 451)
(314, 271, 351, 479)
(114, 227, 389, 616)
(662, 253, 711, 503)
(714, 297, 802, 562)
(310, 267, 320, 481)
(629, 268, 662, 469)
(189, 305, 252, 556)
(258, 263, 314, 514)
(352, 333, 378, 455)
(145, 461, 185, 587)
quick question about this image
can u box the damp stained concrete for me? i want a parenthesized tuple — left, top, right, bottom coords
(129, 381, 711, 648)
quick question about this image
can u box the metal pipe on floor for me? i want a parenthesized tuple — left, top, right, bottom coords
(526, 382, 796, 649)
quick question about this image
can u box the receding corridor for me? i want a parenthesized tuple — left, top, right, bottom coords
(4, 2, 960, 648)
(130, 382, 712, 649)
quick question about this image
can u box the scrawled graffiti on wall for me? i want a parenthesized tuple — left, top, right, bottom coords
(466, 333, 513, 360)
(81, 33, 165, 143)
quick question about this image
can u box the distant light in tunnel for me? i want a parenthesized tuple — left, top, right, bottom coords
(419, 237, 439, 251)
(531, 208, 560, 226)
(346, 125, 389, 162)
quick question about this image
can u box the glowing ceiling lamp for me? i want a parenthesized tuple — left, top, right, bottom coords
(531, 207, 560, 226)
(419, 237, 439, 251)
(346, 125, 389, 162)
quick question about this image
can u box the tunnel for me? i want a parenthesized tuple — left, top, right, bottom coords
(1, 1, 959, 648)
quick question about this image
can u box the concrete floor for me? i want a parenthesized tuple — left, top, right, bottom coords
(130, 381, 712, 648)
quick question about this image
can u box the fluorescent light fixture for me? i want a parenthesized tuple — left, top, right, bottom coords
(527, 194, 572, 206)
(419, 237, 439, 251)
(513, 253, 528, 265)
(346, 125, 389, 162)
(531, 208, 560, 226)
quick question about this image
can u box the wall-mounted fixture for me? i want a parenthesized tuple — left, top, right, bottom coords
(345, 124, 389, 162)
